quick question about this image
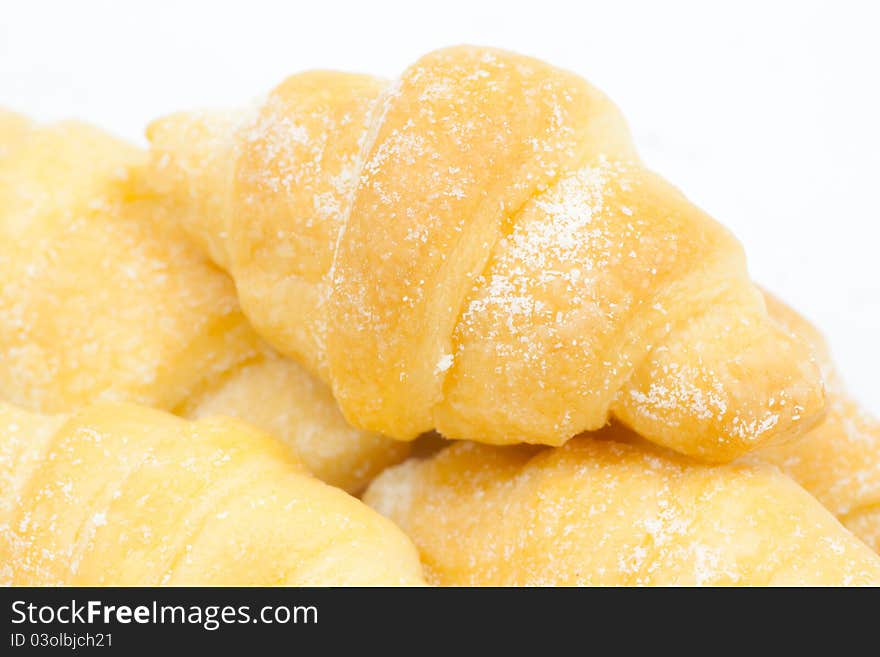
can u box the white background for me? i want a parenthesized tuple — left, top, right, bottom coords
(2, 0, 878, 412)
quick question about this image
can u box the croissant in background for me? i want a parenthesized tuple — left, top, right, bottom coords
(144, 45, 824, 461)
(0, 114, 408, 492)
(363, 426, 880, 585)
(0, 401, 424, 585)
(757, 293, 880, 552)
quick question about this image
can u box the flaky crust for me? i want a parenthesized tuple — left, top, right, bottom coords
(0, 402, 424, 586)
(757, 293, 880, 551)
(0, 114, 406, 491)
(364, 428, 880, 585)
(146, 46, 823, 460)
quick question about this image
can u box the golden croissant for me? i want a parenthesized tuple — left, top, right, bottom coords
(144, 45, 824, 461)
(363, 427, 880, 586)
(0, 401, 424, 586)
(757, 293, 880, 552)
(0, 114, 407, 492)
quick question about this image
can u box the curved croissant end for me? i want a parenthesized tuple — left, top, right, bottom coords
(364, 427, 880, 586)
(757, 292, 880, 552)
(0, 402, 424, 586)
(144, 46, 824, 460)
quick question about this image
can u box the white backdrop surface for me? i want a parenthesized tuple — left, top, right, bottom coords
(2, 0, 878, 411)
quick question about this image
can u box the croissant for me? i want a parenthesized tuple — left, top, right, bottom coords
(144, 45, 824, 461)
(756, 293, 880, 552)
(0, 114, 407, 492)
(363, 426, 880, 586)
(0, 401, 424, 585)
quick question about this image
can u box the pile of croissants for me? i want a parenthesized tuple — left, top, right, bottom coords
(2, 46, 879, 586)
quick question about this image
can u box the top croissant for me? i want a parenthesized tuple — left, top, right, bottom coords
(143, 45, 824, 460)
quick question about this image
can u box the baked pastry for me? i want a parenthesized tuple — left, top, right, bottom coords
(363, 426, 880, 585)
(145, 45, 823, 460)
(0, 401, 424, 585)
(0, 114, 407, 492)
(184, 352, 409, 492)
(757, 293, 880, 551)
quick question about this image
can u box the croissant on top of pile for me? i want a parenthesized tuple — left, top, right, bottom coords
(2, 45, 878, 586)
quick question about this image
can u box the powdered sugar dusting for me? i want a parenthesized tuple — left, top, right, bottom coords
(366, 436, 880, 586)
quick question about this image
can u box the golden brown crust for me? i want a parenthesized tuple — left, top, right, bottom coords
(145, 46, 824, 460)
(757, 292, 880, 551)
(0, 402, 424, 586)
(0, 118, 406, 492)
(365, 429, 880, 585)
